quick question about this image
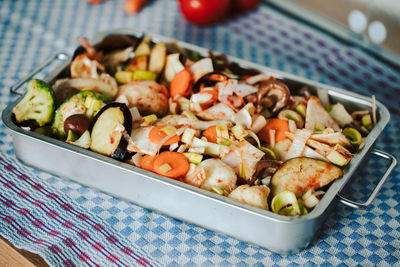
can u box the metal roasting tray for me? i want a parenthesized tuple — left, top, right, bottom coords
(2, 29, 397, 254)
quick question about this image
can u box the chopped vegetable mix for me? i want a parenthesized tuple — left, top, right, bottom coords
(12, 35, 378, 216)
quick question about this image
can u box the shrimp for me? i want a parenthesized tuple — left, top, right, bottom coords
(70, 54, 105, 79)
(197, 159, 237, 193)
(117, 80, 169, 117)
(228, 184, 270, 210)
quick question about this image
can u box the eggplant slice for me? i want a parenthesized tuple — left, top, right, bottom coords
(89, 103, 132, 160)
(270, 157, 343, 198)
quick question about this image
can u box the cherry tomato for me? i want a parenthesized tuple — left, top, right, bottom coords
(232, 0, 261, 12)
(179, 0, 230, 26)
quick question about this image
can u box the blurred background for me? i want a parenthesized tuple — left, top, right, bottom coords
(267, 0, 400, 69)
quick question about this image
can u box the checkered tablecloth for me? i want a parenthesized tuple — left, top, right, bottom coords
(1, 0, 399, 266)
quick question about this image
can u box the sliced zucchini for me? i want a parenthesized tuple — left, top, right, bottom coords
(270, 157, 343, 197)
(89, 103, 132, 160)
(12, 79, 55, 127)
(52, 90, 111, 138)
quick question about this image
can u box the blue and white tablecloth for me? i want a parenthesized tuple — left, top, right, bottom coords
(0, 0, 399, 266)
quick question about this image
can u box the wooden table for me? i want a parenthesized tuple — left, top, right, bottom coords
(0, 237, 48, 267)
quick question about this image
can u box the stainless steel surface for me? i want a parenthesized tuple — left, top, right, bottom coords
(337, 150, 397, 209)
(2, 29, 395, 254)
(10, 53, 70, 96)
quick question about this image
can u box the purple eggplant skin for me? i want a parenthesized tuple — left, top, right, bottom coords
(89, 102, 132, 161)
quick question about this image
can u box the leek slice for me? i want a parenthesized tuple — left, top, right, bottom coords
(259, 146, 277, 160)
(271, 191, 300, 216)
(132, 70, 156, 81)
(343, 127, 362, 146)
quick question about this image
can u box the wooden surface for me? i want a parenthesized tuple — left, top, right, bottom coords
(0, 236, 48, 267)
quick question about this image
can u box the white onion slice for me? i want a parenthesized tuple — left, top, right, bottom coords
(129, 107, 142, 121)
(247, 130, 261, 148)
(372, 95, 377, 126)
(233, 108, 252, 129)
(188, 146, 206, 154)
(177, 144, 188, 153)
(169, 142, 179, 151)
(250, 115, 267, 134)
(302, 189, 325, 209)
(116, 94, 129, 105)
(317, 88, 330, 108)
(269, 129, 276, 148)
(245, 73, 272, 85)
(261, 176, 271, 186)
(155, 126, 187, 155)
(234, 83, 259, 97)
(287, 129, 313, 159)
(130, 153, 143, 167)
(288, 119, 297, 133)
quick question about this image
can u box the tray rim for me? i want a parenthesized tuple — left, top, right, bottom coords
(2, 28, 392, 224)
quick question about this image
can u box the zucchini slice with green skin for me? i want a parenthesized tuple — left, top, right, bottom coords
(12, 79, 55, 127)
(270, 157, 343, 198)
(52, 90, 111, 138)
(89, 103, 132, 160)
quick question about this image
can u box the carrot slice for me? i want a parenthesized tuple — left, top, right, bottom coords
(124, 0, 145, 14)
(208, 74, 228, 82)
(258, 118, 290, 144)
(203, 125, 218, 143)
(140, 155, 155, 171)
(170, 69, 192, 98)
(153, 151, 190, 179)
(149, 126, 180, 145)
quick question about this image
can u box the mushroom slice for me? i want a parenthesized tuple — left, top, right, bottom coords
(305, 96, 340, 131)
(253, 160, 282, 183)
(257, 81, 290, 114)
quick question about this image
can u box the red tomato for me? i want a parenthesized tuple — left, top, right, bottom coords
(232, 0, 261, 12)
(179, 0, 230, 26)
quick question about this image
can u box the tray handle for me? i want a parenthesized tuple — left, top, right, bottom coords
(10, 52, 70, 96)
(338, 149, 397, 209)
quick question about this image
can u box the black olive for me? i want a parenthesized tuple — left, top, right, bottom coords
(64, 114, 90, 136)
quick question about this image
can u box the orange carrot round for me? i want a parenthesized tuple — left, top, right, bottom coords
(140, 155, 156, 171)
(153, 151, 190, 179)
(149, 126, 180, 145)
(170, 69, 192, 98)
(258, 118, 290, 144)
(203, 125, 218, 143)
(88, 0, 105, 4)
(124, 0, 145, 14)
